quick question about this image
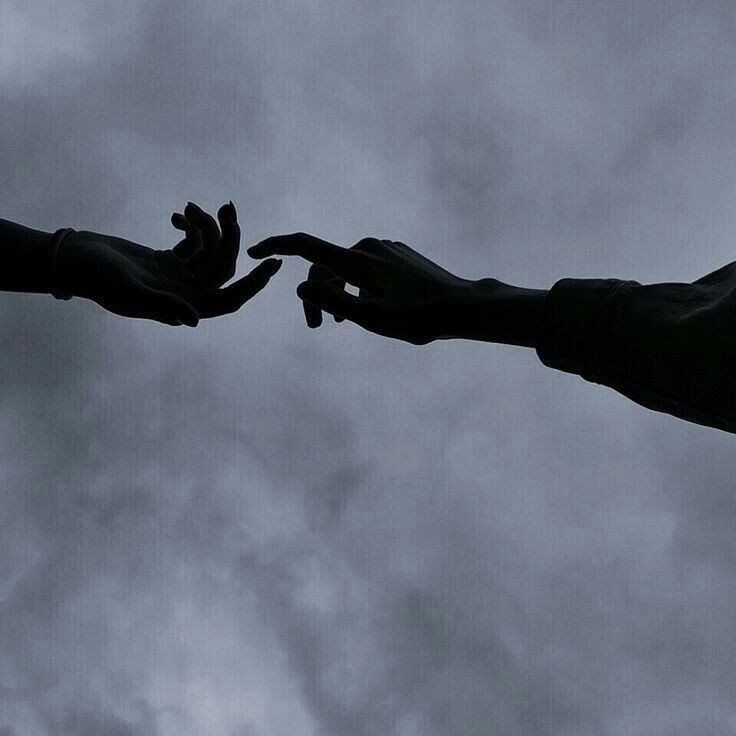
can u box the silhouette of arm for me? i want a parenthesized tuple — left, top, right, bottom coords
(249, 233, 736, 434)
(0, 218, 62, 295)
(0, 202, 281, 326)
(534, 271, 736, 433)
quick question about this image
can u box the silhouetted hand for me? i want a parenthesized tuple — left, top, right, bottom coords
(57, 202, 282, 326)
(248, 233, 489, 344)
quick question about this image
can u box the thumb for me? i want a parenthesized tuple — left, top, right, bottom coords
(296, 280, 378, 324)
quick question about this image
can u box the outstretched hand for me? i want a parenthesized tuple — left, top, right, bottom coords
(248, 233, 488, 344)
(56, 202, 282, 326)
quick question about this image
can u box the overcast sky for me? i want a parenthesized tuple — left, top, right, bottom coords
(3, 1, 736, 734)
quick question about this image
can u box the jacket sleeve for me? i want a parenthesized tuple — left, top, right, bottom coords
(535, 263, 736, 434)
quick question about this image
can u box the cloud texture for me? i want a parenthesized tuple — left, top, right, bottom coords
(2, 1, 736, 734)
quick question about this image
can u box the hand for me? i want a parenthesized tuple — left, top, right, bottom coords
(248, 233, 485, 344)
(56, 202, 282, 326)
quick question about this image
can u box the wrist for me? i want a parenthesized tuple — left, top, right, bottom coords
(53, 230, 99, 300)
(443, 278, 549, 348)
(49, 228, 76, 300)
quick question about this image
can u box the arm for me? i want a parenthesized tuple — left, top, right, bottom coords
(248, 233, 736, 434)
(0, 204, 281, 326)
(532, 273, 736, 434)
(451, 274, 736, 433)
(0, 218, 58, 294)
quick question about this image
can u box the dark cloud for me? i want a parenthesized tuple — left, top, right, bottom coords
(2, 1, 736, 735)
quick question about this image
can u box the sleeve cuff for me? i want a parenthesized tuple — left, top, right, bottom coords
(535, 277, 638, 383)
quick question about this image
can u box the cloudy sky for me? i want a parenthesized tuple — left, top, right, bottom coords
(2, 1, 736, 734)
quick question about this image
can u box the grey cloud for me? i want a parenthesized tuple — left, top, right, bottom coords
(46, 708, 156, 736)
(3, 1, 736, 735)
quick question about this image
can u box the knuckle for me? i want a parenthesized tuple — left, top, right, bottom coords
(353, 237, 382, 252)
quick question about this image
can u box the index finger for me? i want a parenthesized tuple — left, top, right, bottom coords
(247, 233, 366, 283)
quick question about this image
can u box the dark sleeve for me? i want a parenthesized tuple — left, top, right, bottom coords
(535, 264, 736, 434)
(0, 218, 56, 294)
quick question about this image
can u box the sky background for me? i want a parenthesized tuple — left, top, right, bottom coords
(2, 1, 736, 734)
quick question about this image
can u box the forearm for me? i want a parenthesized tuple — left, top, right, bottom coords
(447, 271, 736, 433)
(0, 218, 56, 294)
(447, 278, 549, 348)
(510, 273, 736, 433)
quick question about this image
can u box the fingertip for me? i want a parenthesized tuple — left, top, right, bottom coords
(218, 200, 237, 218)
(182, 312, 200, 328)
(296, 280, 314, 301)
(177, 299, 200, 327)
(252, 258, 282, 278)
(302, 298, 323, 329)
(248, 235, 286, 258)
(269, 258, 283, 273)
